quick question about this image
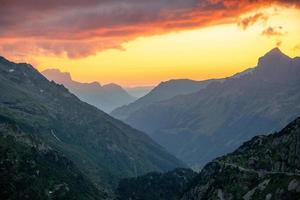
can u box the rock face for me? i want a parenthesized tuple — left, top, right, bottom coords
(181, 116, 300, 200)
(111, 48, 300, 167)
(42, 69, 136, 113)
(116, 168, 197, 200)
(0, 56, 186, 192)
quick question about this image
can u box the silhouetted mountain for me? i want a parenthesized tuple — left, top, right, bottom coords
(116, 168, 196, 200)
(41, 69, 136, 113)
(111, 78, 221, 120)
(0, 56, 186, 193)
(232, 67, 254, 79)
(113, 48, 300, 166)
(125, 86, 154, 98)
(182, 116, 300, 199)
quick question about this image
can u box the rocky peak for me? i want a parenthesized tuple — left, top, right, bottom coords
(42, 69, 72, 84)
(264, 47, 284, 56)
(253, 48, 300, 83)
(257, 47, 291, 68)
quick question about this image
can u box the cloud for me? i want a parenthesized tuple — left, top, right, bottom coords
(261, 26, 286, 37)
(0, 38, 125, 59)
(238, 13, 268, 30)
(0, 0, 299, 59)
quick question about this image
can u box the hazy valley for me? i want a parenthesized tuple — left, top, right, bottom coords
(41, 69, 137, 113)
(1, 1, 300, 199)
(1, 47, 300, 199)
(112, 48, 300, 167)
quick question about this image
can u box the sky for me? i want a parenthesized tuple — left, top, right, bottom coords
(0, 0, 300, 87)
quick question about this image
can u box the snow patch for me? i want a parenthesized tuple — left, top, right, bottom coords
(51, 130, 62, 142)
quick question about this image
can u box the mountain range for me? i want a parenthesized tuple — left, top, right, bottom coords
(111, 78, 221, 121)
(0, 56, 185, 196)
(111, 66, 254, 120)
(41, 69, 136, 113)
(2, 48, 300, 199)
(116, 116, 300, 200)
(111, 48, 300, 167)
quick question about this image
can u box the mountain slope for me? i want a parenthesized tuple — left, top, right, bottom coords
(0, 56, 186, 190)
(115, 48, 300, 166)
(0, 121, 106, 200)
(111, 78, 220, 120)
(125, 86, 154, 98)
(41, 69, 136, 113)
(181, 116, 300, 200)
(115, 117, 300, 200)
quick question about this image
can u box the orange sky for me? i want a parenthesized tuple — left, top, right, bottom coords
(0, 1, 300, 87)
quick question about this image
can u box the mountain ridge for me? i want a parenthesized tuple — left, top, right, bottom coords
(125, 86, 155, 98)
(181, 116, 300, 200)
(42, 68, 136, 113)
(111, 78, 222, 120)
(116, 116, 300, 200)
(111, 48, 300, 167)
(0, 121, 108, 199)
(0, 56, 186, 192)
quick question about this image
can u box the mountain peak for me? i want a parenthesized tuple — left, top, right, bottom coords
(88, 81, 101, 87)
(261, 47, 290, 60)
(103, 83, 122, 89)
(257, 47, 291, 68)
(265, 47, 283, 56)
(252, 47, 299, 83)
(42, 68, 72, 83)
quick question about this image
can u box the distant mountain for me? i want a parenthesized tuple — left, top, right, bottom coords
(182, 116, 300, 199)
(111, 78, 221, 120)
(113, 48, 300, 167)
(0, 56, 186, 192)
(116, 168, 196, 200)
(125, 86, 154, 98)
(41, 69, 136, 113)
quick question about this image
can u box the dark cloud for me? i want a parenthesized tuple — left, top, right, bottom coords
(0, 0, 299, 59)
(261, 26, 286, 37)
(238, 13, 268, 29)
(0, 0, 199, 38)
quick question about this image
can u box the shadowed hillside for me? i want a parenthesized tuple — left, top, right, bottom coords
(0, 56, 186, 193)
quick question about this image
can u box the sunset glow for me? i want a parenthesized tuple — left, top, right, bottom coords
(1, 1, 300, 86)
